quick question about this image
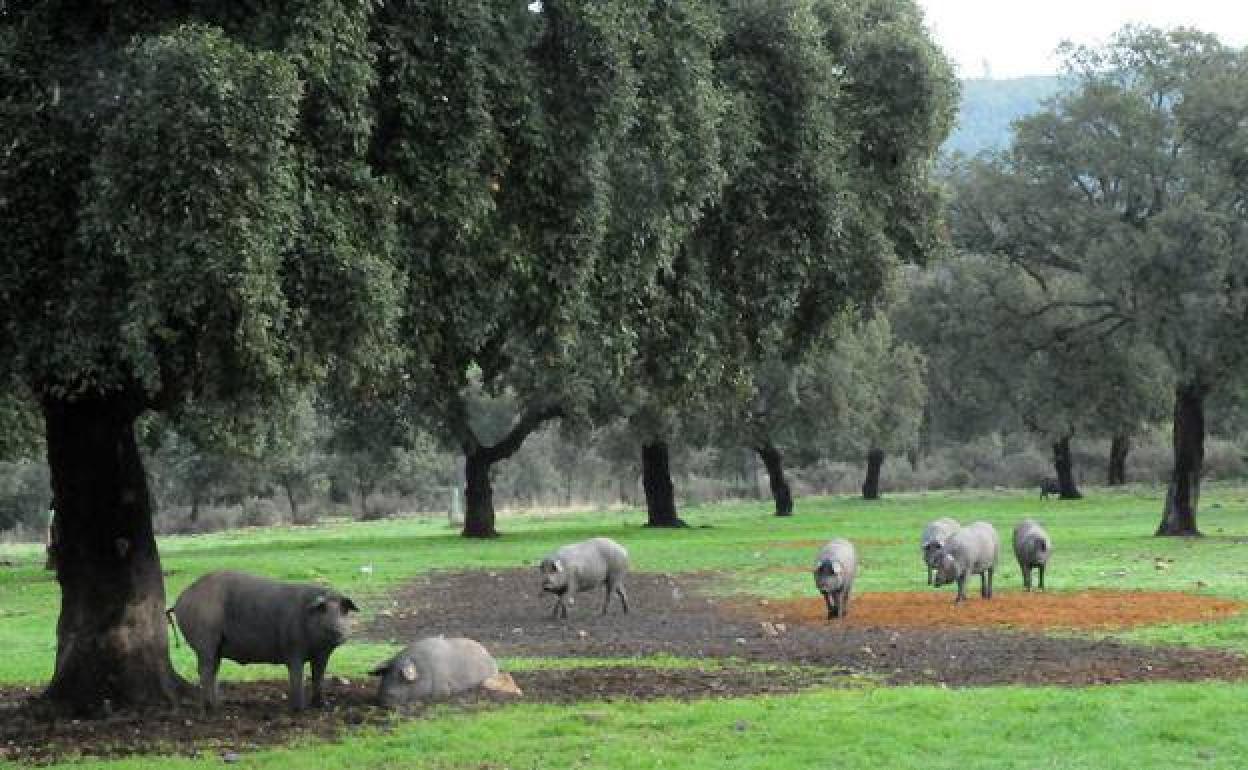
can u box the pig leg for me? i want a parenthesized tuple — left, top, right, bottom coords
(600, 582, 613, 615)
(197, 653, 222, 711)
(1022, 564, 1032, 591)
(822, 591, 836, 619)
(954, 574, 967, 604)
(838, 587, 851, 619)
(982, 567, 994, 599)
(615, 583, 629, 614)
(309, 651, 330, 707)
(287, 658, 307, 711)
(1038, 564, 1046, 591)
(926, 565, 933, 586)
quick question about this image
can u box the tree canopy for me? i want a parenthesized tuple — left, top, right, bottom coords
(948, 26, 1248, 533)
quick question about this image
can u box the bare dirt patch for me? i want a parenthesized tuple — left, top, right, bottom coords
(0, 666, 841, 765)
(734, 590, 1245, 631)
(365, 570, 1248, 688)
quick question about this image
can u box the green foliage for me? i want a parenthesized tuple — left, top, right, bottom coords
(0, 4, 400, 414)
(78, 25, 301, 401)
(897, 257, 1170, 446)
(950, 27, 1248, 397)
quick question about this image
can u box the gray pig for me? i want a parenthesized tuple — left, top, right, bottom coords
(168, 570, 358, 711)
(1013, 518, 1051, 591)
(539, 537, 629, 619)
(370, 636, 522, 706)
(932, 521, 999, 603)
(813, 538, 857, 620)
(920, 517, 960, 586)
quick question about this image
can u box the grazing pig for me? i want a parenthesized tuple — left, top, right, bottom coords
(920, 517, 960, 586)
(540, 537, 630, 619)
(168, 570, 358, 711)
(813, 538, 858, 620)
(932, 522, 999, 604)
(1039, 477, 1061, 499)
(370, 637, 522, 706)
(1013, 518, 1052, 591)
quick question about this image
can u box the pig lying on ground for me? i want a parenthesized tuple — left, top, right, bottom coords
(920, 517, 960, 586)
(1013, 518, 1052, 591)
(370, 637, 521, 706)
(168, 570, 357, 711)
(813, 538, 858, 620)
(539, 537, 629, 619)
(933, 522, 999, 604)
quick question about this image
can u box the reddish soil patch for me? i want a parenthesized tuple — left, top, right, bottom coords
(735, 591, 1245, 631)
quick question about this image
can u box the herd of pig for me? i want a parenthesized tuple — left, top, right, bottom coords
(815, 516, 1052, 620)
(165, 521, 1049, 712)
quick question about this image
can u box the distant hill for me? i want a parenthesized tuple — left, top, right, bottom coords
(943, 75, 1068, 157)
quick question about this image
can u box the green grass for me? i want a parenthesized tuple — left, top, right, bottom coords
(58, 683, 1248, 770)
(4, 484, 1248, 767)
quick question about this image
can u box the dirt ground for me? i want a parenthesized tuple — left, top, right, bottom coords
(3, 569, 1245, 764)
(366, 570, 1248, 688)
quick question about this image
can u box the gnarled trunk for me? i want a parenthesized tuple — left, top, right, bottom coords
(755, 443, 793, 517)
(1108, 433, 1130, 486)
(462, 449, 498, 538)
(861, 448, 884, 500)
(42, 394, 187, 715)
(460, 404, 564, 538)
(1157, 384, 1206, 536)
(642, 441, 686, 527)
(1052, 435, 1082, 499)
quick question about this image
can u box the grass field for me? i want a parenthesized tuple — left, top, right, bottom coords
(4, 483, 1248, 768)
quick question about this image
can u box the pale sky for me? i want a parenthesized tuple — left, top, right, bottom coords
(916, 0, 1248, 78)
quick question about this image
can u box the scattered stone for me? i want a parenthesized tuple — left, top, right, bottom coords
(222, 751, 241, 764)
(577, 630, 589, 639)
(734, 720, 750, 732)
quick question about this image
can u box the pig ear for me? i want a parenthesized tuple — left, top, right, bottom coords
(341, 597, 359, 613)
(399, 662, 419, 683)
(307, 595, 329, 613)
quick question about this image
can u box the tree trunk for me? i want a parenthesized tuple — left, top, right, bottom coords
(41, 394, 187, 715)
(1107, 433, 1130, 486)
(1157, 383, 1206, 536)
(755, 444, 793, 517)
(642, 441, 686, 527)
(462, 448, 498, 538)
(282, 479, 300, 522)
(862, 448, 885, 500)
(460, 403, 564, 538)
(356, 475, 374, 519)
(1052, 435, 1082, 499)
